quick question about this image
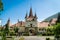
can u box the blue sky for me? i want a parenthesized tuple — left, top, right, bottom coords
(1, 0, 60, 25)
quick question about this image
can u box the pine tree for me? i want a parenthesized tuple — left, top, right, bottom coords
(14, 27, 19, 33)
(5, 23, 9, 35)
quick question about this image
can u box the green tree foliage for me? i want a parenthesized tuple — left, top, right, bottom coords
(14, 27, 19, 33)
(4, 23, 9, 35)
(54, 23, 60, 40)
(2, 31, 6, 40)
(0, 0, 3, 12)
(46, 38, 50, 40)
(54, 23, 60, 35)
(1, 28, 6, 40)
(46, 26, 55, 35)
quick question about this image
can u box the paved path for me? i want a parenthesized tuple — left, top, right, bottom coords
(14, 36, 54, 40)
(24, 36, 54, 40)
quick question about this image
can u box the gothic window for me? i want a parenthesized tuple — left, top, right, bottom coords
(32, 18, 35, 21)
(30, 24, 32, 27)
(39, 29, 41, 31)
(48, 24, 50, 26)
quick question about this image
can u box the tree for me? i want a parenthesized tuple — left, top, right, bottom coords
(14, 27, 19, 33)
(46, 26, 55, 36)
(4, 23, 9, 36)
(54, 23, 60, 40)
(0, 0, 3, 26)
(0, 0, 3, 12)
(4, 18, 10, 36)
(54, 23, 60, 35)
(2, 30, 6, 40)
(0, 0, 6, 40)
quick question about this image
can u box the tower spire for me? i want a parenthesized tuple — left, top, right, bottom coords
(29, 7, 33, 17)
(7, 18, 10, 24)
(34, 12, 37, 19)
(6, 18, 10, 26)
(25, 12, 28, 18)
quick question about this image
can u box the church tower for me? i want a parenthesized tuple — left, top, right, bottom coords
(25, 7, 38, 35)
(7, 18, 10, 26)
(5, 18, 10, 31)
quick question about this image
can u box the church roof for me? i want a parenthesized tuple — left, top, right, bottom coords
(27, 17, 34, 21)
(11, 21, 25, 27)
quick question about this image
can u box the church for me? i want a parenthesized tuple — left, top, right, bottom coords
(5, 7, 57, 36)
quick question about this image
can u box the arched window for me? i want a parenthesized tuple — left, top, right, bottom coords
(30, 24, 32, 27)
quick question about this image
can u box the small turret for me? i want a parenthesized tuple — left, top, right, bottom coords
(25, 12, 28, 18)
(7, 18, 10, 24)
(34, 13, 37, 19)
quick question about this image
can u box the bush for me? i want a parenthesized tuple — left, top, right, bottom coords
(9, 32, 16, 36)
(19, 36, 24, 40)
(42, 33, 46, 36)
(46, 38, 50, 40)
(23, 33, 29, 36)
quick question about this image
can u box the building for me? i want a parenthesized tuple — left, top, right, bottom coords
(25, 7, 38, 35)
(5, 7, 57, 36)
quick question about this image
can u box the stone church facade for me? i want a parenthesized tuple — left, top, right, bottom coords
(25, 8, 38, 35)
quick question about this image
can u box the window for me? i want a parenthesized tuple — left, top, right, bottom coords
(30, 24, 32, 27)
